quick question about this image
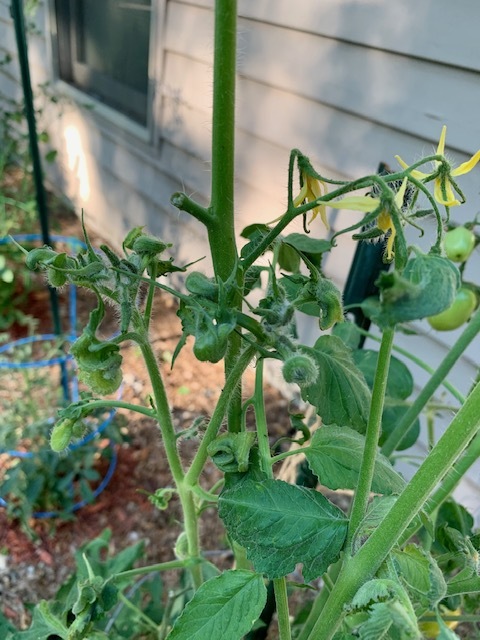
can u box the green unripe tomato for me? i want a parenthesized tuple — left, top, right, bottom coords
(131, 235, 170, 256)
(185, 271, 219, 300)
(282, 353, 319, 386)
(427, 287, 477, 331)
(50, 418, 75, 452)
(80, 366, 123, 395)
(444, 227, 476, 262)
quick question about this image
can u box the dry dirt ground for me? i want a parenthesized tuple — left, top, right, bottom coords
(0, 204, 293, 631)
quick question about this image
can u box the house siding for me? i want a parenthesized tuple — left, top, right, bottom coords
(1, 0, 479, 508)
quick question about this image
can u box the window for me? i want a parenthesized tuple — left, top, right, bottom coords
(54, 0, 152, 126)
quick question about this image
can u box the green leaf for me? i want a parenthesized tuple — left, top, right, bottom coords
(44, 149, 58, 163)
(352, 496, 397, 554)
(353, 350, 414, 400)
(391, 544, 447, 610)
(278, 241, 301, 272)
(279, 274, 319, 316)
(283, 233, 331, 255)
(300, 336, 371, 433)
(166, 570, 267, 640)
(0, 609, 16, 636)
(368, 255, 460, 328)
(305, 427, 405, 494)
(332, 321, 362, 350)
(218, 479, 348, 581)
(346, 579, 419, 640)
(240, 223, 271, 240)
(379, 402, 421, 451)
(12, 601, 68, 639)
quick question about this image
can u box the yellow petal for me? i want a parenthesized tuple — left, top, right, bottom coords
(307, 176, 322, 200)
(293, 182, 309, 207)
(436, 125, 447, 156)
(451, 149, 480, 176)
(328, 196, 380, 212)
(394, 177, 408, 207)
(310, 205, 330, 230)
(433, 177, 460, 207)
(377, 211, 392, 233)
(394, 155, 429, 180)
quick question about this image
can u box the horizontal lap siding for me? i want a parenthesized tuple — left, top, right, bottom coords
(183, 0, 480, 72)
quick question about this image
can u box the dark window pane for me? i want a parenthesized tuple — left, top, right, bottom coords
(55, 0, 151, 125)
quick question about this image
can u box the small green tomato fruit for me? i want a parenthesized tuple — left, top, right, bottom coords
(50, 418, 75, 452)
(185, 271, 218, 300)
(444, 227, 476, 262)
(132, 235, 170, 256)
(427, 287, 477, 331)
(282, 353, 319, 386)
(80, 366, 123, 395)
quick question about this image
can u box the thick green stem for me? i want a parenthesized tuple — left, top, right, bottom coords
(208, 0, 242, 433)
(305, 380, 480, 640)
(346, 328, 394, 547)
(381, 306, 480, 456)
(209, 0, 237, 273)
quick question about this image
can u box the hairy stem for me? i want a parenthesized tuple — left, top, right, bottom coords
(207, 0, 242, 434)
(346, 327, 394, 547)
(135, 320, 202, 587)
(185, 346, 255, 486)
(254, 359, 291, 639)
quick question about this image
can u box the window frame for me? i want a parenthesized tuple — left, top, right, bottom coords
(47, 0, 165, 145)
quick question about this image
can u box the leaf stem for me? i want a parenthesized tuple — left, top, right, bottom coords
(184, 346, 255, 486)
(253, 358, 272, 477)
(346, 327, 394, 547)
(133, 316, 202, 588)
(253, 359, 292, 639)
(274, 578, 292, 640)
(112, 558, 201, 582)
(355, 327, 465, 403)
(381, 306, 480, 456)
(75, 399, 155, 419)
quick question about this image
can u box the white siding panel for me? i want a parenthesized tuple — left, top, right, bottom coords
(167, 3, 480, 162)
(237, 20, 480, 156)
(165, 0, 213, 63)
(239, 0, 480, 73)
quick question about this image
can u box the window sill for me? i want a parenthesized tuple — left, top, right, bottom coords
(53, 79, 152, 147)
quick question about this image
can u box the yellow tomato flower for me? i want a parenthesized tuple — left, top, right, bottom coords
(293, 173, 329, 229)
(328, 178, 408, 260)
(395, 125, 480, 207)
